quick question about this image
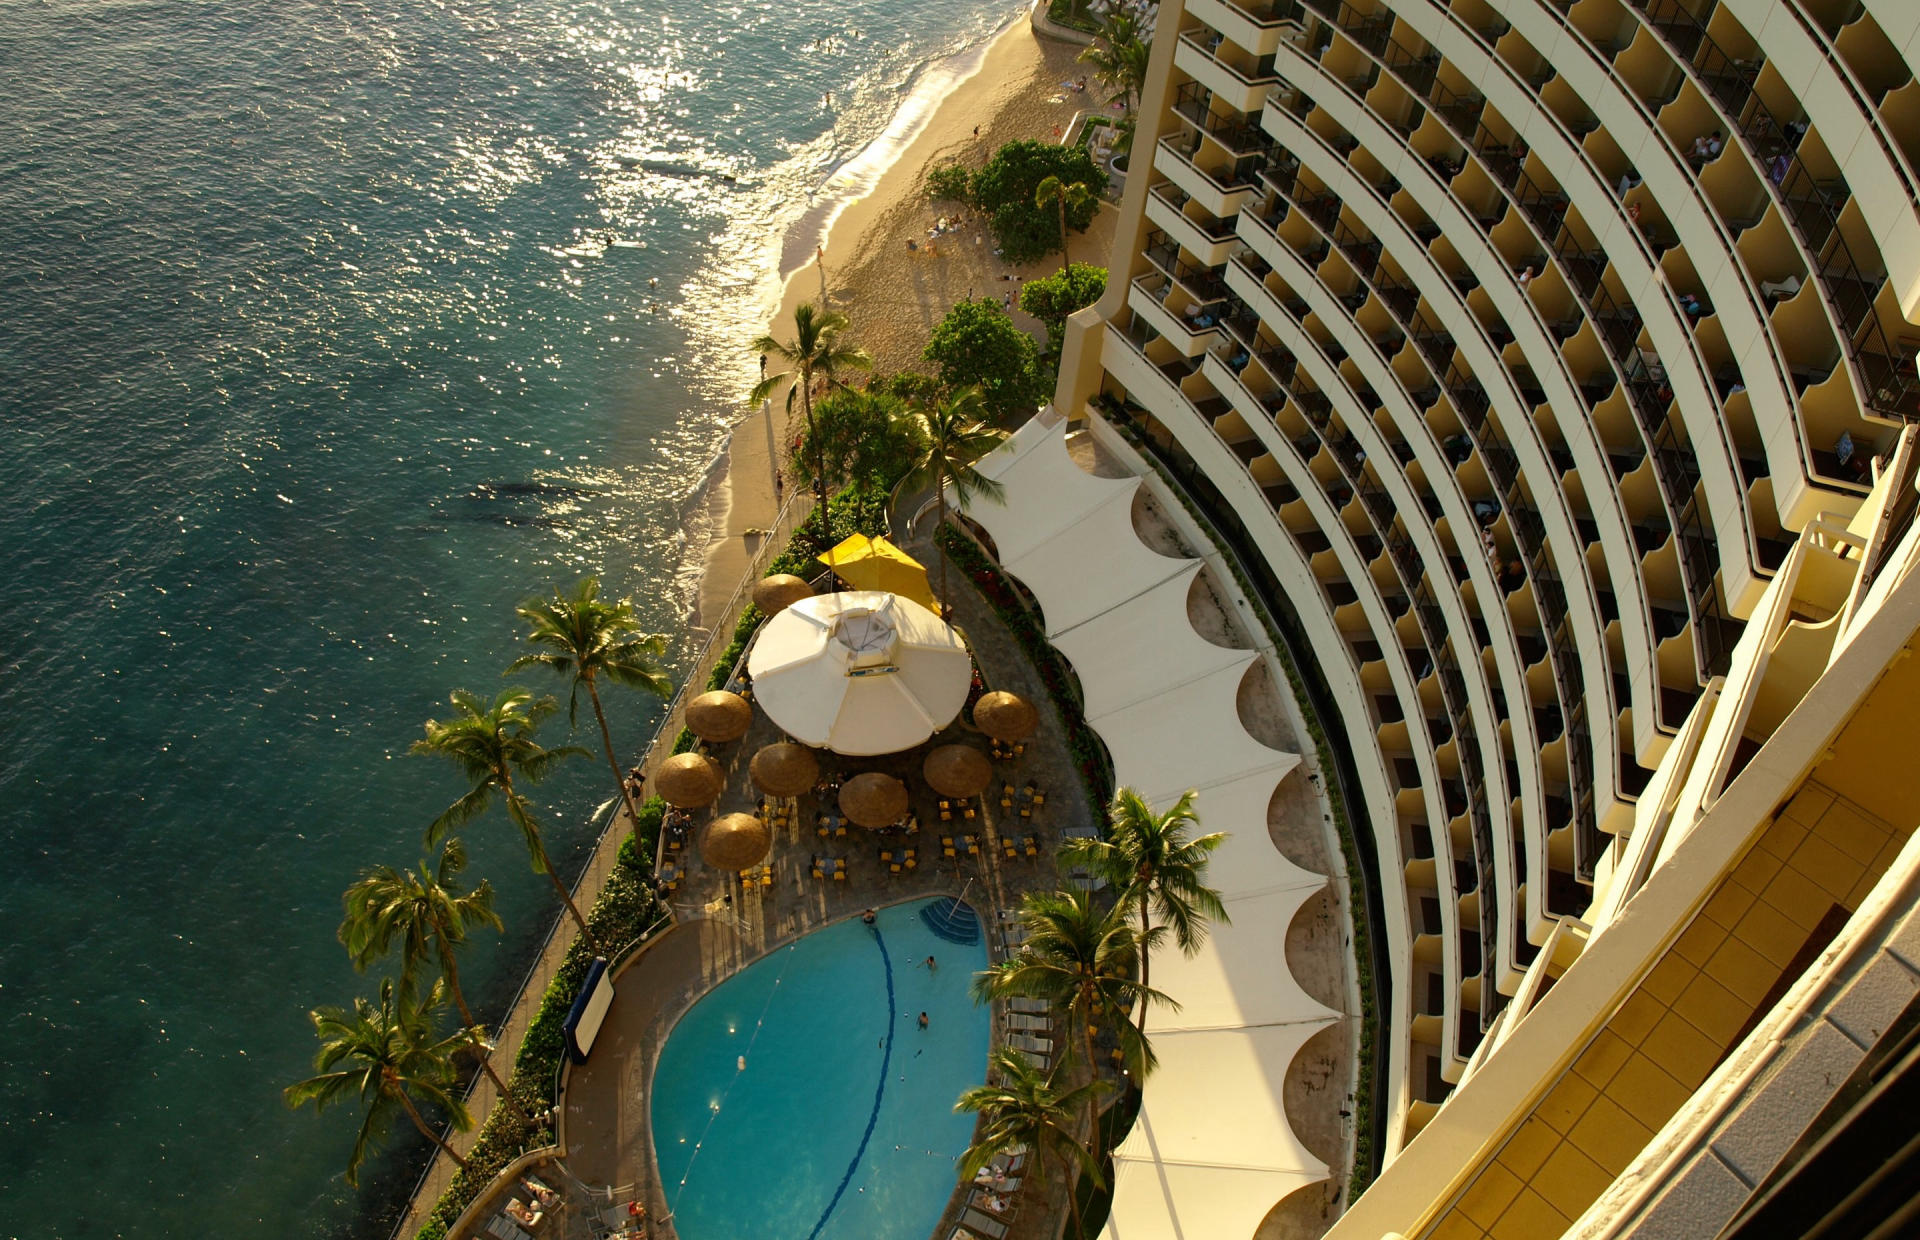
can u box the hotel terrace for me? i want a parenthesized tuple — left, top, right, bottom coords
(1034, 0, 1920, 1235)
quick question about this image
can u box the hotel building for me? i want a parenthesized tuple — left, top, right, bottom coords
(1041, 0, 1920, 1234)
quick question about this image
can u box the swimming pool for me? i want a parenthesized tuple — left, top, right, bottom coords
(651, 899, 991, 1240)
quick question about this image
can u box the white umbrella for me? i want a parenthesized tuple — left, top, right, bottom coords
(747, 590, 972, 756)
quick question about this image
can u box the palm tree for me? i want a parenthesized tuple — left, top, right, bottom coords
(509, 576, 672, 836)
(1060, 788, 1227, 1041)
(1078, 12, 1150, 115)
(899, 386, 1007, 615)
(411, 687, 596, 948)
(339, 838, 530, 1122)
(973, 888, 1172, 1170)
(284, 977, 474, 1186)
(751, 302, 873, 545)
(1035, 174, 1095, 273)
(956, 1048, 1106, 1239)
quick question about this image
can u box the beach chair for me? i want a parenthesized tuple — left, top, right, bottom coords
(941, 835, 958, 858)
(1007, 1013, 1051, 1032)
(961, 1208, 1010, 1238)
(1002, 837, 1018, 860)
(938, 798, 953, 822)
(963, 835, 979, 856)
(1008, 1032, 1052, 1054)
(903, 849, 918, 871)
(1001, 782, 1015, 808)
(962, 800, 977, 820)
(1009, 997, 1049, 1014)
(759, 867, 774, 889)
(1022, 834, 1039, 857)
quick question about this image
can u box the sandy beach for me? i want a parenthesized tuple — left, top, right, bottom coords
(690, 14, 1118, 632)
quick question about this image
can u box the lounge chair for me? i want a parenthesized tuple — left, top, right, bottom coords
(961, 1208, 1010, 1238)
(485, 1215, 534, 1240)
(1008, 1032, 1053, 1053)
(1007, 1013, 1051, 1032)
(1009, 997, 1049, 1014)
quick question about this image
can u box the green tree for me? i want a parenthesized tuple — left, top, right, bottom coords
(1020, 263, 1108, 356)
(509, 575, 672, 837)
(973, 888, 1172, 1169)
(1035, 175, 1095, 273)
(899, 386, 1007, 613)
(411, 688, 596, 948)
(955, 1048, 1105, 1239)
(970, 140, 1106, 263)
(791, 385, 926, 496)
(925, 162, 972, 204)
(284, 977, 474, 1187)
(923, 299, 1048, 423)
(339, 838, 529, 1122)
(1079, 12, 1150, 115)
(1060, 788, 1227, 1040)
(751, 303, 873, 546)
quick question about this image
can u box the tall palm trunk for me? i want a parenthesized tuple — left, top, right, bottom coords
(585, 675, 642, 841)
(501, 777, 598, 950)
(439, 945, 532, 1124)
(1137, 896, 1153, 1043)
(394, 1080, 470, 1171)
(1079, 988, 1105, 1174)
(933, 482, 950, 619)
(801, 361, 830, 550)
(1058, 197, 1071, 274)
(1057, 1146, 1086, 1240)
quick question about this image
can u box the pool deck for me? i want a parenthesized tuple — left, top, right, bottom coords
(541, 459, 1358, 1240)
(558, 534, 1100, 1239)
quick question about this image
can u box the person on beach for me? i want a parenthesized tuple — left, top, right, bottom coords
(972, 125, 980, 138)
(773, 470, 783, 500)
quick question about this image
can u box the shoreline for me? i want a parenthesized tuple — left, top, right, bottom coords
(690, 14, 1109, 633)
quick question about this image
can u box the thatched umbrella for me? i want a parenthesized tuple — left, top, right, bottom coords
(974, 690, 1038, 740)
(923, 744, 992, 799)
(700, 812, 771, 872)
(753, 573, 814, 616)
(750, 742, 820, 798)
(839, 771, 910, 828)
(687, 690, 752, 743)
(656, 751, 725, 809)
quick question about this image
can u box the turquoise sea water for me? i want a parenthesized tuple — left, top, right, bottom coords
(651, 902, 991, 1240)
(0, 2, 1018, 1236)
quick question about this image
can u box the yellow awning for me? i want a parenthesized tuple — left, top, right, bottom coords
(819, 533, 938, 611)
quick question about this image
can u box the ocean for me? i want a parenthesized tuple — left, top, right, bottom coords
(0, 0, 1022, 1235)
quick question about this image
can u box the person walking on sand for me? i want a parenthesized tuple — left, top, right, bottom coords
(774, 470, 783, 501)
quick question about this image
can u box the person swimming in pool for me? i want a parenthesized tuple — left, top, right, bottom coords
(925, 955, 937, 972)
(861, 908, 877, 926)
(918, 1012, 929, 1030)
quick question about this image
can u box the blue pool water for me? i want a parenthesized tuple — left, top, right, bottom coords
(652, 900, 990, 1240)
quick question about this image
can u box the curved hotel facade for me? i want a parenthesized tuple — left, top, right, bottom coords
(1047, 0, 1920, 1234)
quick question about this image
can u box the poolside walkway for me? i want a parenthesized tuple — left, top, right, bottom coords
(554, 546, 1098, 1239)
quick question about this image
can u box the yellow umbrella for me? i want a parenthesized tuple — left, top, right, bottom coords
(819, 534, 938, 612)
